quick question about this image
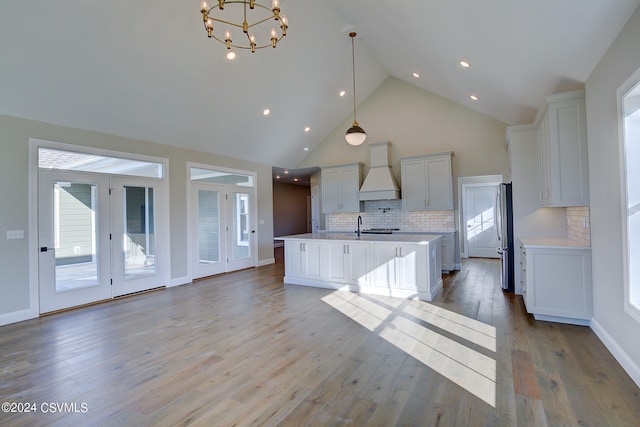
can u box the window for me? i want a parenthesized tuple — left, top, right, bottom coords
(621, 70, 640, 322)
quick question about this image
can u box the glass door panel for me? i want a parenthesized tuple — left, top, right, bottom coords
(191, 184, 226, 279)
(123, 186, 156, 279)
(111, 177, 166, 297)
(227, 190, 254, 271)
(38, 171, 112, 313)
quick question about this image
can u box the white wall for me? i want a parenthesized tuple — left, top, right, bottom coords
(585, 6, 640, 385)
(0, 114, 274, 324)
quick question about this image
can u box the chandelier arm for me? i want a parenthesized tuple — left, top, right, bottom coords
(201, 0, 286, 52)
(207, 18, 244, 29)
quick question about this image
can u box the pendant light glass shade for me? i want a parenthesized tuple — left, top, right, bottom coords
(345, 123, 367, 146)
(345, 32, 366, 146)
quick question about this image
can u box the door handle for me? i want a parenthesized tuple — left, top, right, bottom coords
(40, 247, 55, 252)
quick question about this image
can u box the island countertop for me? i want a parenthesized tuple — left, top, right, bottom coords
(276, 233, 442, 244)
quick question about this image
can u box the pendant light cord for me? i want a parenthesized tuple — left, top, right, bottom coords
(351, 32, 357, 124)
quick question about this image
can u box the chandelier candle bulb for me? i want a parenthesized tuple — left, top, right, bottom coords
(200, 0, 287, 53)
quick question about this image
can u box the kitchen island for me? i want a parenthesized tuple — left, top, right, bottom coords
(277, 233, 443, 301)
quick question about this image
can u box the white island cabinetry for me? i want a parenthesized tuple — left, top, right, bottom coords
(279, 234, 442, 301)
(322, 241, 371, 286)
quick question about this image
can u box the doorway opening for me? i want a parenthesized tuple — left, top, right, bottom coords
(459, 175, 503, 259)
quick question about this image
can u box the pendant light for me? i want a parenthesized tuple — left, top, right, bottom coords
(345, 32, 366, 146)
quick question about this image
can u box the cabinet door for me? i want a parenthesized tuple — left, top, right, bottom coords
(340, 167, 361, 212)
(372, 244, 399, 288)
(537, 111, 552, 204)
(303, 241, 322, 279)
(285, 241, 303, 278)
(324, 242, 347, 282)
(347, 242, 370, 285)
(396, 244, 418, 290)
(401, 159, 427, 210)
(425, 156, 453, 209)
(321, 169, 342, 213)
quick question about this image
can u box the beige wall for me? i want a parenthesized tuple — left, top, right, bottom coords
(273, 182, 310, 237)
(0, 114, 274, 321)
(585, 6, 640, 384)
(298, 76, 510, 209)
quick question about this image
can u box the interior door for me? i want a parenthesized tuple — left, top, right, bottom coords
(110, 177, 166, 296)
(191, 183, 226, 279)
(226, 189, 255, 271)
(38, 171, 112, 313)
(465, 185, 499, 258)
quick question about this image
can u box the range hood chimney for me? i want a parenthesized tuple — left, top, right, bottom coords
(359, 141, 401, 201)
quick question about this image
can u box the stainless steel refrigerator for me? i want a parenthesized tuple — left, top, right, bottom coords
(496, 182, 514, 292)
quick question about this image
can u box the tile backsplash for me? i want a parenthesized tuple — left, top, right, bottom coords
(325, 200, 455, 232)
(566, 206, 591, 246)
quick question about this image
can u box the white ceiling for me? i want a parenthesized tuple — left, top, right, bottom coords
(1, 1, 638, 169)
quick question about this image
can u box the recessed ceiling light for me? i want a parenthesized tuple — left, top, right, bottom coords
(275, 175, 280, 179)
(339, 90, 346, 97)
(226, 51, 237, 61)
(263, 108, 270, 116)
(293, 178, 299, 182)
(470, 94, 479, 101)
(304, 127, 311, 132)
(303, 147, 309, 151)
(460, 60, 471, 68)
(284, 170, 289, 174)
(412, 72, 420, 78)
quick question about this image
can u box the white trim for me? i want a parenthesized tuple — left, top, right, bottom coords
(458, 175, 503, 258)
(591, 318, 640, 388)
(169, 275, 192, 287)
(0, 308, 38, 327)
(258, 257, 275, 267)
(617, 67, 640, 324)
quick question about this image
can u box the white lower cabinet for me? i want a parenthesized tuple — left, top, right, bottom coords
(371, 244, 424, 291)
(519, 239, 592, 325)
(282, 236, 443, 301)
(323, 241, 371, 286)
(285, 240, 322, 280)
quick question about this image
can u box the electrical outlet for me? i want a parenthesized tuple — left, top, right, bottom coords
(7, 230, 24, 240)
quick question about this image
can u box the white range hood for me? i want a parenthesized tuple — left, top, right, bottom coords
(359, 142, 401, 201)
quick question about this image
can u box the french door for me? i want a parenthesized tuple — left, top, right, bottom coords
(191, 184, 255, 280)
(38, 171, 166, 313)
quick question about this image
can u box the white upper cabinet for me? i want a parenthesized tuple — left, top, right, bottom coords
(536, 90, 589, 207)
(400, 152, 454, 211)
(321, 163, 363, 213)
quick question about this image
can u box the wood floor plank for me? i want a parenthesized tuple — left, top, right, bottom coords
(1, 250, 639, 426)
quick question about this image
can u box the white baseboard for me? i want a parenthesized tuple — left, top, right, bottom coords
(258, 258, 275, 267)
(0, 308, 38, 326)
(591, 318, 640, 388)
(169, 276, 191, 287)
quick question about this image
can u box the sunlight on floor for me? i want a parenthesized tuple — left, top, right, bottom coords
(321, 291, 497, 407)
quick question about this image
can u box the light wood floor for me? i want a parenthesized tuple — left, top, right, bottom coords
(1, 249, 639, 426)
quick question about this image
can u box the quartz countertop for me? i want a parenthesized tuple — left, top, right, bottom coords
(519, 238, 591, 250)
(276, 233, 441, 244)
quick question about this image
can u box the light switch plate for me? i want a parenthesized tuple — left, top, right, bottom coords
(7, 230, 24, 240)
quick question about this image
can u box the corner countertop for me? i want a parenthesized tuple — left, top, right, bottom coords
(519, 238, 591, 250)
(276, 233, 441, 245)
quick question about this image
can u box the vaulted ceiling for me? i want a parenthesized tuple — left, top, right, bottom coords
(1, 1, 638, 169)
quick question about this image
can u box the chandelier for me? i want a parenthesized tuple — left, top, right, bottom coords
(200, 0, 288, 54)
(345, 32, 366, 146)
